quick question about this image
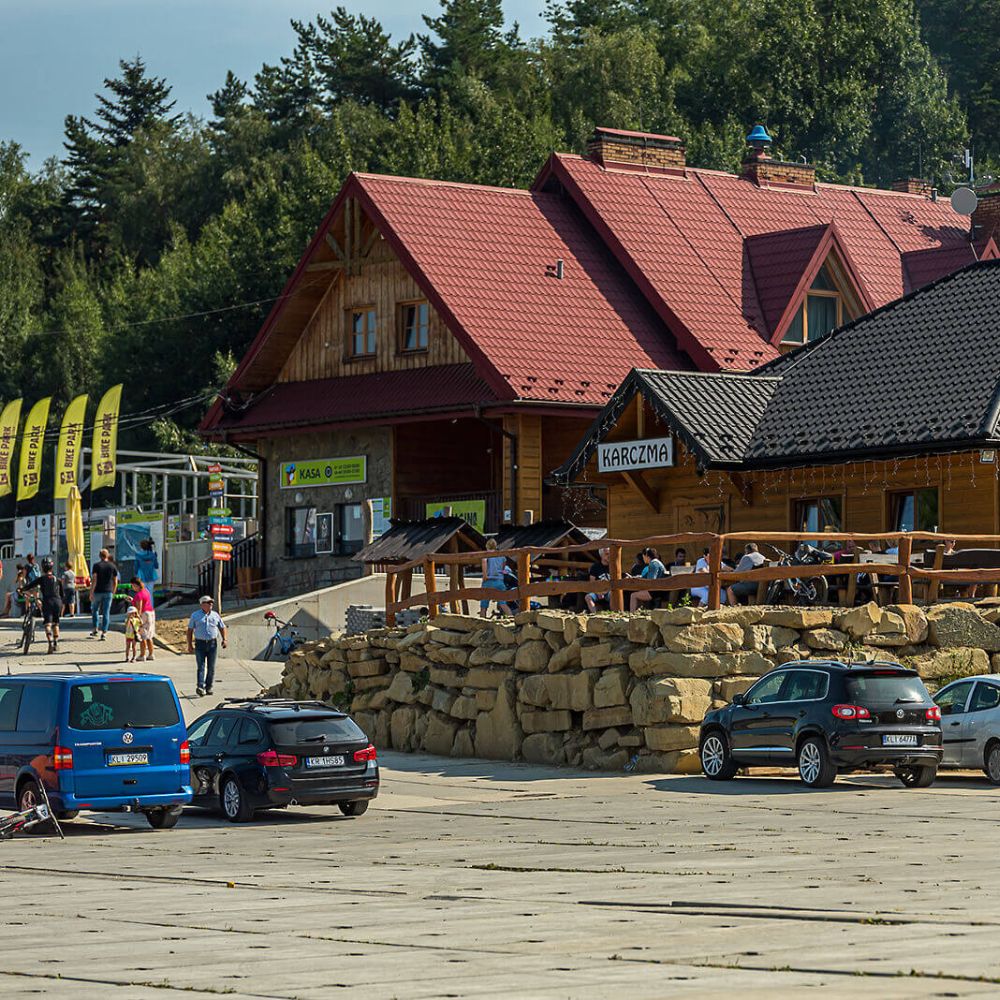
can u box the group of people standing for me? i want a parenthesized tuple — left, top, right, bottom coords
(88, 548, 157, 660)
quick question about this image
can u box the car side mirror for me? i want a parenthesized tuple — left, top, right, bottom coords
(732, 693, 746, 706)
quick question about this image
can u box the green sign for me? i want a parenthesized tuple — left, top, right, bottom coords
(426, 499, 487, 531)
(208, 507, 232, 516)
(280, 456, 366, 489)
(118, 510, 163, 525)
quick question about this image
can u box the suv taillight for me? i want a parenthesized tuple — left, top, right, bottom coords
(926, 706, 942, 722)
(831, 704, 870, 720)
(353, 744, 377, 763)
(256, 749, 297, 767)
(179, 740, 190, 764)
(53, 746, 74, 770)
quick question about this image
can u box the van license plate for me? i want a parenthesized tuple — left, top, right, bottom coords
(305, 755, 344, 768)
(107, 752, 149, 766)
(882, 734, 918, 747)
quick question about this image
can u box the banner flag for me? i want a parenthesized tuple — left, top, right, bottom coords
(54, 394, 88, 499)
(17, 397, 51, 501)
(0, 399, 22, 498)
(91, 384, 122, 491)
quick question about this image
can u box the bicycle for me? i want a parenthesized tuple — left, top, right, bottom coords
(262, 611, 303, 660)
(19, 599, 37, 655)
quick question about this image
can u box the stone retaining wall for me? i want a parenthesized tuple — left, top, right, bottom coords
(269, 602, 1000, 773)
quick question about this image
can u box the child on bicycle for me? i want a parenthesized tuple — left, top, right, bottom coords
(124, 606, 141, 662)
(19, 558, 65, 654)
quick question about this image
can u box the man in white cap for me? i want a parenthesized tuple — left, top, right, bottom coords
(186, 596, 228, 697)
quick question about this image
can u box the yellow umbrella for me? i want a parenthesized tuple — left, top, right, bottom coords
(66, 485, 89, 586)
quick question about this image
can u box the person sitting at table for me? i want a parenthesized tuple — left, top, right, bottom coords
(690, 547, 729, 607)
(629, 547, 667, 612)
(726, 543, 766, 605)
(585, 547, 611, 613)
(943, 538, 978, 599)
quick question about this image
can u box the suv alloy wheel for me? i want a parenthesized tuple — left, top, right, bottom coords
(797, 737, 836, 788)
(700, 732, 738, 780)
(220, 775, 254, 823)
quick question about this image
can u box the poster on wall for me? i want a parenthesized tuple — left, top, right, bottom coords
(315, 512, 333, 554)
(117, 510, 164, 582)
(279, 456, 366, 489)
(425, 500, 487, 532)
(371, 497, 391, 538)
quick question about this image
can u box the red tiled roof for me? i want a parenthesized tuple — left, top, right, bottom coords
(543, 154, 979, 370)
(352, 174, 688, 404)
(210, 364, 497, 436)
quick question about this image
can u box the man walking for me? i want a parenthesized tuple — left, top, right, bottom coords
(89, 548, 118, 639)
(186, 596, 227, 697)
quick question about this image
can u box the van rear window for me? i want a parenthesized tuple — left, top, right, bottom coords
(270, 716, 364, 745)
(69, 682, 179, 730)
(846, 673, 929, 705)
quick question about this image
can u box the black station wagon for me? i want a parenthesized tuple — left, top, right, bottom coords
(699, 660, 943, 788)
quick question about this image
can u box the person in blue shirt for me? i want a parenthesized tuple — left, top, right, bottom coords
(629, 546, 668, 612)
(24, 554, 41, 587)
(186, 595, 228, 697)
(480, 538, 512, 618)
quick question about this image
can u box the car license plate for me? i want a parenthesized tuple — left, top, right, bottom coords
(107, 752, 149, 766)
(305, 755, 344, 768)
(882, 734, 918, 747)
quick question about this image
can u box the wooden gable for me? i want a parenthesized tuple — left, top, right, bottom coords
(278, 197, 471, 383)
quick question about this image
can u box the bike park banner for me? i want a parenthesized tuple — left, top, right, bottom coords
(0, 398, 22, 498)
(17, 397, 51, 502)
(54, 393, 88, 499)
(91, 384, 122, 491)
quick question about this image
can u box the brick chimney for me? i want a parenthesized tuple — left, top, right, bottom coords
(587, 127, 686, 175)
(741, 124, 816, 190)
(972, 184, 1000, 242)
(891, 178, 934, 197)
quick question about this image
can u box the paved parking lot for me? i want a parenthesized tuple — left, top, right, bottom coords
(3, 623, 1000, 997)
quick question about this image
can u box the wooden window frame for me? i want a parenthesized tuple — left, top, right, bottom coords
(781, 290, 844, 346)
(886, 487, 940, 533)
(790, 494, 845, 533)
(345, 305, 377, 360)
(397, 299, 430, 355)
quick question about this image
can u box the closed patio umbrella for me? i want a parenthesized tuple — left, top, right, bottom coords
(66, 485, 89, 586)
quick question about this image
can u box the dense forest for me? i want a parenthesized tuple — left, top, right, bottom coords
(0, 0, 996, 453)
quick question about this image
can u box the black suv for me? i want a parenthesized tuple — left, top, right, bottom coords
(186, 699, 379, 822)
(699, 660, 943, 788)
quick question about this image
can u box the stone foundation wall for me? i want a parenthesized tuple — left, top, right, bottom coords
(270, 602, 1000, 774)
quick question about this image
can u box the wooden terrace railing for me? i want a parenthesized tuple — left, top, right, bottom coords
(384, 531, 1000, 625)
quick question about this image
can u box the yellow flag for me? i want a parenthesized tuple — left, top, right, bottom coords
(0, 399, 22, 498)
(17, 397, 51, 501)
(54, 394, 89, 499)
(91, 384, 122, 491)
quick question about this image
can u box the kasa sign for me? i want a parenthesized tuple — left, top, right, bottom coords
(596, 436, 674, 474)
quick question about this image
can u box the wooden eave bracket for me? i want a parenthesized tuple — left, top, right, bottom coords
(727, 472, 753, 505)
(622, 470, 660, 513)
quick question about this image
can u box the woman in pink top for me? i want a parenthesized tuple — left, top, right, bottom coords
(130, 577, 156, 662)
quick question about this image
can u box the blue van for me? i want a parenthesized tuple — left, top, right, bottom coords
(0, 673, 193, 829)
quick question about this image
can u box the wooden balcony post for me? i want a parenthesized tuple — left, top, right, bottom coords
(897, 535, 913, 605)
(517, 550, 532, 612)
(609, 544, 624, 612)
(424, 558, 438, 619)
(385, 570, 396, 627)
(708, 536, 724, 610)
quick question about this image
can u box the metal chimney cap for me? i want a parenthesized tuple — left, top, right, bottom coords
(746, 124, 773, 148)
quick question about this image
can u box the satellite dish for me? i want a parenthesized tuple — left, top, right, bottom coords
(951, 186, 979, 215)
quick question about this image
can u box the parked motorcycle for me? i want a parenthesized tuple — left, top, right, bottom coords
(763, 542, 834, 606)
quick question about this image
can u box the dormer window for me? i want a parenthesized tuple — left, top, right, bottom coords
(781, 265, 843, 345)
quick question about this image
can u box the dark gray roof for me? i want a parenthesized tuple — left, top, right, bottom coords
(353, 517, 485, 564)
(495, 520, 590, 549)
(745, 259, 1000, 465)
(555, 261, 1000, 478)
(553, 369, 779, 480)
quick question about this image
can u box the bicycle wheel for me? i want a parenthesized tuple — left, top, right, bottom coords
(264, 636, 277, 660)
(22, 617, 33, 655)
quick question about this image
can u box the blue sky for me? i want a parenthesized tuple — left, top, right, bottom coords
(2, 0, 547, 168)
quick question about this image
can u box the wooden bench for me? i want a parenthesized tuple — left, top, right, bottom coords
(920, 546, 1000, 602)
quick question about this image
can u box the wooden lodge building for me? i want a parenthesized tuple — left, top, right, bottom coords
(201, 124, 1000, 580)
(554, 261, 1000, 549)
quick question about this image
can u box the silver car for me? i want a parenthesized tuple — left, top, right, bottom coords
(934, 674, 1000, 783)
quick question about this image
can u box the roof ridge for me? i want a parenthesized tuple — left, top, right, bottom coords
(636, 368, 781, 383)
(354, 172, 532, 196)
